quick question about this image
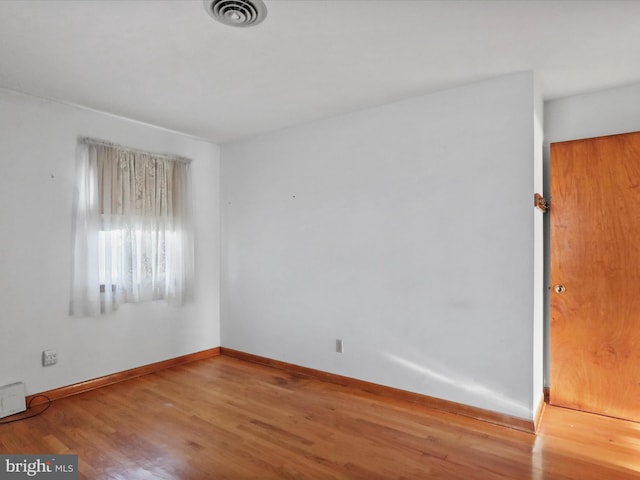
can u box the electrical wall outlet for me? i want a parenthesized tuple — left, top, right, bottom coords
(42, 349, 57, 367)
(336, 339, 343, 353)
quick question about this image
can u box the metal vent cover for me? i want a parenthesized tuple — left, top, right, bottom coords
(204, 0, 267, 27)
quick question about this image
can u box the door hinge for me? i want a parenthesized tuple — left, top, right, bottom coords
(534, 193, 549, 213)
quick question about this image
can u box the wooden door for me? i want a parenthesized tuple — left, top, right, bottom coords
(550, 131, 640, 422)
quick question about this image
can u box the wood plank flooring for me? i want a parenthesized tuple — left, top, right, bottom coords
(1, 355, 639, 479)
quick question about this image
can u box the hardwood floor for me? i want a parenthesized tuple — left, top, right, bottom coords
(1, 356, 639, 479)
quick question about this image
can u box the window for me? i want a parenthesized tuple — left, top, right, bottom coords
(70, 138, 194, 316)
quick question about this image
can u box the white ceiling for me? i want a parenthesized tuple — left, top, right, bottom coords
(1, 0, 639, 144)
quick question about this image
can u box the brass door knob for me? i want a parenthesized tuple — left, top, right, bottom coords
(553, 284, 566, 294)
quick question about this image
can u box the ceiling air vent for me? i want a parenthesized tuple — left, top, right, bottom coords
(204, 0, 267, 27)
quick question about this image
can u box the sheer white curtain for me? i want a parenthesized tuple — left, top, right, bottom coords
(70, 138, 194, 316)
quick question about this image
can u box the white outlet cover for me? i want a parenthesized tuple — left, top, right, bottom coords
(42, 349, 57, 366)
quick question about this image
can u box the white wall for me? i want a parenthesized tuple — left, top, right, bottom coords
(222, 72, 541, 420)
(533, 80, 545, 413)
(0, 89, 220, 396)
(543, 81, 640, 385)
(545, 82, 640, 143)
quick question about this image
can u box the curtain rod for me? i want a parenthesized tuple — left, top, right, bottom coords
(79, 137, 192, 164)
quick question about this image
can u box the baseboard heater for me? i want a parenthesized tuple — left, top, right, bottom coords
(0, 382, 26, 418)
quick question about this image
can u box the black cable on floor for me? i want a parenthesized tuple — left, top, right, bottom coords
(0, 394, 51, 425)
